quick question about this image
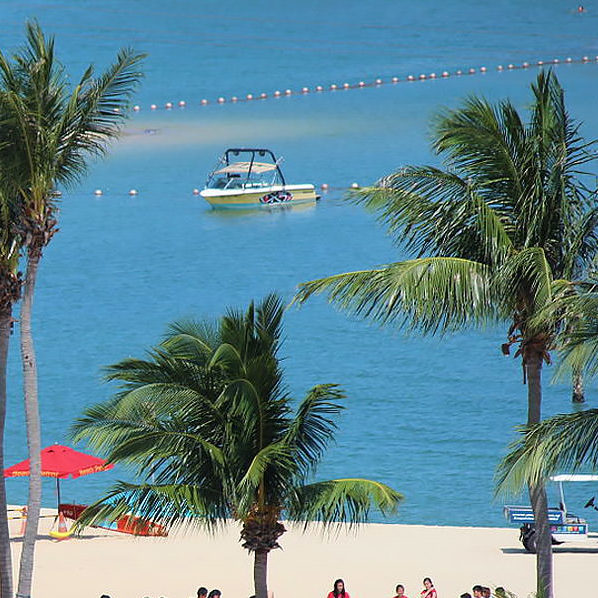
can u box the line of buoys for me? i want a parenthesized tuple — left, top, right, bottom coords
(127, 56, 598, 114)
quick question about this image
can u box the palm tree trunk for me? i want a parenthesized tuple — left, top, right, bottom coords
(572, 368, 585, 403)
(253, 549, 269, 598)
(16, 250, 42, 598)
(0, 307, 14, 598)
(525, 351, 553, 598)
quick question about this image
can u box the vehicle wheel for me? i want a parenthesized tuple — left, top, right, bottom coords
(520, 524, 537, 553)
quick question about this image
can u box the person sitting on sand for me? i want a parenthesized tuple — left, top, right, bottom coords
(327, 578, 350, 598)
(460, 594, 472, 598)
(393, 583, 409, 598)
(472, 586, 483, 598)
(208, 590, 222, 598)
(494, 588, 507, 598)
(197, 588, 208, 598)
(420, 577, 437, 598)
(481, 588, 491, 598)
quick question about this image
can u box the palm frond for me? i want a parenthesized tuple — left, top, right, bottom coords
(287, 479, 402, 528)
(295, 257, 496, 334)
(354, 167, 513, 265)
(285, 384, 345, 475)
(496, 409, 598, 493)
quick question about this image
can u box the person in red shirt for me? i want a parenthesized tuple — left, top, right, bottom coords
(327, 579, 350, 598)
(392, 583, 409, 598)
(420, 578, 437, 598)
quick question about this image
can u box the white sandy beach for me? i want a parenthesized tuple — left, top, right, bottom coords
(7, 509, 596, 598)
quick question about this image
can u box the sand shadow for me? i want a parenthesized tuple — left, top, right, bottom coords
(502, 545, 598, 554)
(10, 532, 108, 543)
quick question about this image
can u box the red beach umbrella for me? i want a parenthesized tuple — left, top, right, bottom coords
(4, 444, 113, 510)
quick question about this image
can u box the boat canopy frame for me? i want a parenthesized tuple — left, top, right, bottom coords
(207, 148, 286, 189)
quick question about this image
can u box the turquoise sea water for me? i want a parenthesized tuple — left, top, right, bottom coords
(2, 0, 598, 528)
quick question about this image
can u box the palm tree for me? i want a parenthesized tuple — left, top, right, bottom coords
(294, 71, 598, 598)
(71, 295, 402, 598)
(0, 183, 22, 598)
(495, 287, 598, 489)
(0, 22, 145, 598)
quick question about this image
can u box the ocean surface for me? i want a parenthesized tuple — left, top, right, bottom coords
(2, 0, 598, 528)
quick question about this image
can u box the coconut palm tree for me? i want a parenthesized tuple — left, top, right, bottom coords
(0, 182, 22, 598)
(294, 71, 598, 598)
(0, 21, 145, 598)
(71, 295, 402, 598)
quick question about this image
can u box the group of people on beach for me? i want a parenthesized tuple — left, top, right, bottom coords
(326, 578, 509, 598)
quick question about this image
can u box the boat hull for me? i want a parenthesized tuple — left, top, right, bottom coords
(200, 184, 317, 209)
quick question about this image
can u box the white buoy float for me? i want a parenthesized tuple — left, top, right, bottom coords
(392, 76, 399, 82)
(351, 182, 360, 189)
(246, 93, 253, 100)
(201, 99, 208, 105)
(178, 100, 186, 107)
(302, 87, 309, 93)
(442, 71, 449, 77)
(94, 189, 103, 196)
(480, 66, 487, 72)
(165, 102, 173, 109)
(260, 92, 267, 99)
(285, 89, 292, 95)
(407, 75, 415, 81)
(129, 189, 138, 196)
(150, 104, 157, 110)
(343, 82, 350, 89)
(192, 188, 200, 195)
(375, 78, 383, 85)
(315, 85, 323, 91)
(497, 65, 504, 71)
(217, 97, 225, 103)
(358, 81, 365, 87)
(321, 183, 329, 190)
(274, 90, 281, 97)
(133, 105, 140, 111)
(231, 96, 238, 102)
(330, 84, 338, 90)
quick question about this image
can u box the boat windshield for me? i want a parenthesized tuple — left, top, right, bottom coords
(206, 150, 285, 190)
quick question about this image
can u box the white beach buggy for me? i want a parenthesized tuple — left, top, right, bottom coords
(504, 474, 598, 552)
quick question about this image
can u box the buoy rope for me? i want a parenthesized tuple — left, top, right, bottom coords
(131, 55, 597, 113)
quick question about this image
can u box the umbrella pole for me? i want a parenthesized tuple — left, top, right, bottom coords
(56, 478, 61, 514)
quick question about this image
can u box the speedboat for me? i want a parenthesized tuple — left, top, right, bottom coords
(200, 148, 317, 209)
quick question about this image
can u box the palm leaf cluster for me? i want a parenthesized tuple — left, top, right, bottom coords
(72, 295, 401, 570)
(0, 21, 145, 255)
(296, 71, 598, 354)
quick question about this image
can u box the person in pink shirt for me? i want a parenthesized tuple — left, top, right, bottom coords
(327, 579, 350, 598)
(420, 577, 437, 598)
(392, 583, 409, 598)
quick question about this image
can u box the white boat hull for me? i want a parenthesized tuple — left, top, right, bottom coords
(200, 184, 317, 209)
